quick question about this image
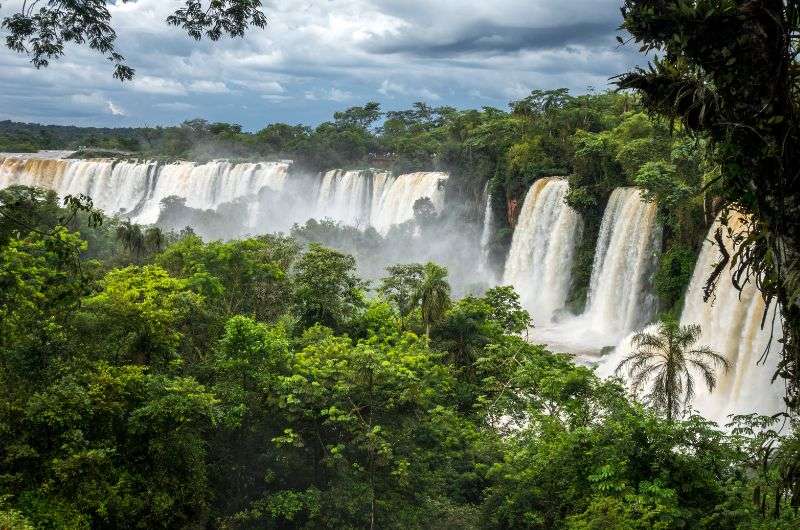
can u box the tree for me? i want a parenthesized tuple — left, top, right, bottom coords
(412, 197, 438, 231)
(378, 263, 425, 329)
(78, 265, 205, 366)
(2, 0, 267, 80)
(115, 219, 145, 259)
(143, 226, 164, 254)
(436, 298, 495, 362)
(510, 88, 573, 117)
(205, 316, 291, 520)
(483, 286, 531, 335)
(156, 234, 296, 321)
(268, 328, 469, 529)
(334, 102, 382, 130)
(616, 320, 729, 421)
(291, 244, 366, 332)
(0, 186, 61, 245)
(0, 363, 218, 528)
(0, 228, 89, 382)
(617, 0, 800, 408)
(413, 262, 451, 338)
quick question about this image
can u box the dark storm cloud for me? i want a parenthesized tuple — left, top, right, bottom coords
(367, 21, 617, 57)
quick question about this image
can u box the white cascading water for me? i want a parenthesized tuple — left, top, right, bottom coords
(478, 187, 495, 278)
(673, 213, 783, 421)
(0, 157, 159, 218)
(370, 170, 395, 227)
(503, 177, 582, 323)
(0, 157, 290, 227)
(315, 169, 373, 226)
(581, 187, 662, 343)
(1, 156, 447, 236)
(526, 186, 661, 356)
(602, 213, 784, 424)
(373, 172, 448, 235)
(136, 161, 289, 224)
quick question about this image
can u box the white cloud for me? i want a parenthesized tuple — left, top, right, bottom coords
(131, 75, 187, 95)
(378, 79, 405, 96)
(378, 80, 440, 101)
(305, 88, 353, 102)
(107, 101, 127, 116)
(188, 80, 230, 93)
(261, 94, 292, 102)
(154, 102, 197, 111)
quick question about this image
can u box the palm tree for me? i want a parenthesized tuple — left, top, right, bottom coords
(413, 262, 451, 338)
(144, 226, 165, 254)
(616, 319, 729, 421)
(116, 220, 145, 259)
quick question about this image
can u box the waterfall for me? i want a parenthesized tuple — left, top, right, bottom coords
(0, 156, 290, 226)
(502, 177, 582, 323)
(315, 169, 373, 226)
(1, 156, 449, 237)
(478, 186, 495, 277)
(370, 171, 395, 227)
(678, 213, 783, 422)
(137, 161, 288, 225)
(372, 172, 448, 235)
(602, 213, 784, 424)
(0, 157, 159, 218)
(581, 187, 662, 344)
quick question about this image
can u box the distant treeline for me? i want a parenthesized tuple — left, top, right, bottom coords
(0, 120, 144, 153)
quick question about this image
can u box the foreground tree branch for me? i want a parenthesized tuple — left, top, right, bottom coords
(0, 0, 267, 80)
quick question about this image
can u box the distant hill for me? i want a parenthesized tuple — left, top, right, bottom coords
(0, 120, 147, 153)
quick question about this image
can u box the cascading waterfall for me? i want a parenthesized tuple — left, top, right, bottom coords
(373, 172, 448, 235)
(502, 177, 582, 323)
(0, 157, 159, 218)
(478, 187, 495, 278)
(315, 169, 373, 226)
(678, 213, 783, 421)
(581, 187, 662, 344)
(0, 156, 290, 227)
(602, 213, 784, 424)
(137, 161, 289, 224)
(1, 156, 446, 237)
(370, 170, 395, 227)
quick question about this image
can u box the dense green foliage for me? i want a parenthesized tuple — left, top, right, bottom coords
(0, 120, 148, 154)
(1, 186, 799, 529)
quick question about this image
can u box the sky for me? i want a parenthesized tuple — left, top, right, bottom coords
(0, 0, 644, 130)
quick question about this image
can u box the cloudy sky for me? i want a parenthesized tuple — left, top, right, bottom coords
(0, 0, 642, 130)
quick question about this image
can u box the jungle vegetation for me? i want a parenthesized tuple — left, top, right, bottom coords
(3, 1, 800, 525)
(0, 185, 799, 529)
